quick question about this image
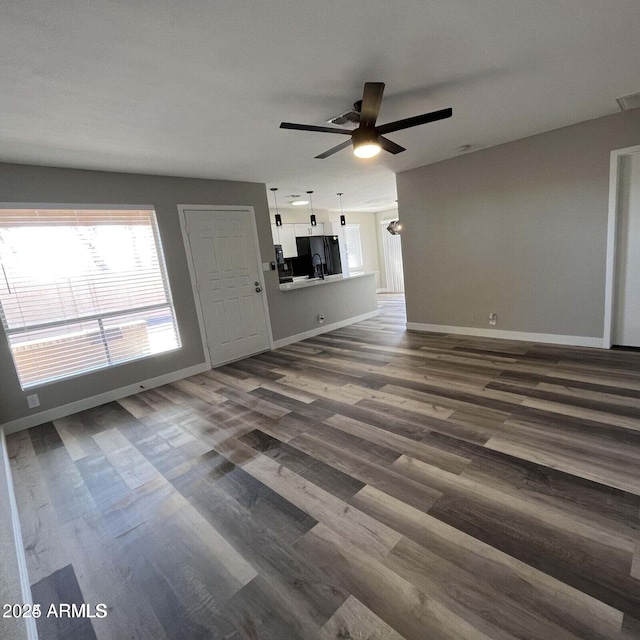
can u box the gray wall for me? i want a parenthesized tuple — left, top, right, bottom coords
(0, 162, 272, 424)
(397, 109, 640, 338)
(0, 162, 379, 425)
(272, 275, 378, 343)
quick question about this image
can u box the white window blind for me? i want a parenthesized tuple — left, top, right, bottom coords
(0, 208, 181, 389)
(345, 224, 364, 271)
(381, 220, 405, 292)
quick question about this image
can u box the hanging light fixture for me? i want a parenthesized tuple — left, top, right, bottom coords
(387, 220, 402, 235)
(307, 191, 316, 226)
(352, 128, 381, 159)
(270, 187, 282, 226)
(337, 192, 346, 226)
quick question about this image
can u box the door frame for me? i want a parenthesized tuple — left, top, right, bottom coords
(603, 145, 640, 348)
(177, 204, 274, 368)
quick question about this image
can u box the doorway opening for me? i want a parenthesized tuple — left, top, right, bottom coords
(605, 145, 640, 348)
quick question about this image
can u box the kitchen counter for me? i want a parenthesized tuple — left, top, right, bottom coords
(278, 272, 375, 291)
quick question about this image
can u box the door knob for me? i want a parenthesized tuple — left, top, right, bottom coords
(255, 286, 263, 292)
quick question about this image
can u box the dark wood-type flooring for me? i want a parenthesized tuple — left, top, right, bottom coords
(7, 294, 640, 639)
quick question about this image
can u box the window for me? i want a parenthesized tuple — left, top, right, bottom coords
(344, 224, 364, 272)
(0, 208, 181, 389)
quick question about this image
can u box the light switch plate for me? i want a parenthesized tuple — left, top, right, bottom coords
(262, 262, 270, 271)
(27, 393, 40, 409)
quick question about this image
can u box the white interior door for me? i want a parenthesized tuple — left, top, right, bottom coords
(381, 220, 405, 293)
(613, 152, 640, 347)
(183, 207, 271, 365)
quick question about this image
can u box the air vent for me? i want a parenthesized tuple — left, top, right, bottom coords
(327, 109, 360, 129)
(616, 92, 640, 111)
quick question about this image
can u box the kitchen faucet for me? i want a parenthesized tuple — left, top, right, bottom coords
(311, 253, 324, 279)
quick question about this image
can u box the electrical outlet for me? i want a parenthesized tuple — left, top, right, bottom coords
(489, 312, 497, 326)
(26, 393, 40, 409)
(318, 313, 325, 323)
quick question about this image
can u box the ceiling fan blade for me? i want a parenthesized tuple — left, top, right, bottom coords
(379, 136, 405, 155)
(359, 82, 385, 128)
(377, 107, 452, 135)
(315, 139, 353, 159)
(280, 122, 352, 135)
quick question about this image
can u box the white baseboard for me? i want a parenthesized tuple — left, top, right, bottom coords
(1, 428, 38, 640)
(273, 309, 381, 349)
(1, 362, 210, 435)
(405, 322, 604, 349)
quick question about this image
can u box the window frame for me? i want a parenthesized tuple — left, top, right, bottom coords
(0, 203, 181, 389)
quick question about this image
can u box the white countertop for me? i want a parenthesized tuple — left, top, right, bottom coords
(278, 272, 375, 291)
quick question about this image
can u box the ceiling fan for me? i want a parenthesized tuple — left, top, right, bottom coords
(280, 82, 452, 159)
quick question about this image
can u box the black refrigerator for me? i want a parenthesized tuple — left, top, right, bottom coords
(293, 236, 342, 278)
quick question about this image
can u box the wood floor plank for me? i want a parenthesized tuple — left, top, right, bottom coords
(53, 416, 102, 461)
(288, 432, 442, 513)
(320, 595, 406, 640)
(632, 547, 640, 580)
(6, 431, 71, 584)
(93, 427, 163, 490)
(386, 536, 588, 640)
(520, 397, 640, 432)
(121, 532, 241, 640)
(295, 523, 496, 640)
(186, 484, 349, 631)
(492, 380, 640, 415)
(350, 485, 625, 639)
(324, 413, 472, 474)
(60, 511, 170, 640)
(28, 422, 65, 456)
(242, 453, 402, 558)
(485, 430, 640, 496)
(238, 429, 366, 501)
(392, 455, 637, 553)
(428, 488, 639, 615)
(458, 443, 640, 539)
(31, 564, 98, 640)
(36, 447, 97, 525)
(217, 575, 319, 640)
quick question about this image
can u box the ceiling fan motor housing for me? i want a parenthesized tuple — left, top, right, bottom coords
(352, 127, 379, 149)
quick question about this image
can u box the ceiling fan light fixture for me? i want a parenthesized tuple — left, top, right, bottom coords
(352, 128, 381, 159)
(280, 82, 452, 160)
(353, 143, 381, 158)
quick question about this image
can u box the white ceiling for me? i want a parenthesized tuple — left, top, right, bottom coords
(1, 0, 639, 211)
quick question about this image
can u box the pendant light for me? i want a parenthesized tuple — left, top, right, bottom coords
(337, 192, 346, 226)
(307, 191, 316, 226)
(270, 187, 282, 226)
(387, 220, 402, 235)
